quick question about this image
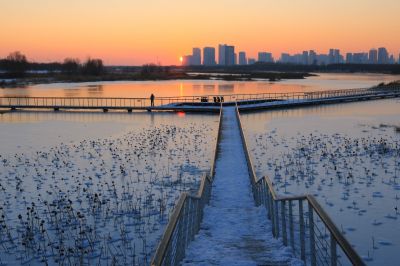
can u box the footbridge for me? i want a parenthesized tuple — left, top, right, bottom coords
(0, 85, 399, 113)
(150, 105, 365, 266)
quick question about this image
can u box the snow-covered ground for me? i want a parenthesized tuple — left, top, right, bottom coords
(241, 99, 400, 265)
(0, 111, 218, 265)
(182, 107, 302, 266)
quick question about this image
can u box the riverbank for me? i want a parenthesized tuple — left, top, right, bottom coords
(0, 71, 312, 88)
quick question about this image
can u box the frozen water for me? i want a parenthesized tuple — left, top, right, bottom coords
(241, 99, 400, 265)
(0, 111, 218, 265)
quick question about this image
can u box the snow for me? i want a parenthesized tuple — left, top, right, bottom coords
(241, 99, 400, 266)
(182, 107, 302, 266)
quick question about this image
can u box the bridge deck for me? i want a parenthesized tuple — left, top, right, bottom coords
(1, 87, 399, 113)
(181, 107, 299, 265)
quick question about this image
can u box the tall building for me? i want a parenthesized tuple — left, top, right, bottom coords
(302, 51, 309, 65)
(369, 49, 378, 64)
(248, 58, 256, 65)
(238, 52, 247, 65)
(218, 44, 226, 66)
(258, 52, 273, 63)
(378, 47, 389, 64)
(389, 55, 395, 64)
(226, 46, 235, 66)
(191, 48, 201, 66)
(353, 53, 368, 64)
(203, 47, 216, 66)
(182, 55, 193, 66)
(280, 53, 291, 63)
(328, 49, 341, 64)
(218, 44, 235, 66)
(398, 54, 400, 64)
(346, 53, 353, 64)
(309, 50, 317, 65)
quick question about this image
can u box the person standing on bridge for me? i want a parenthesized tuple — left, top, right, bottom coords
(150, 93, 155, 107)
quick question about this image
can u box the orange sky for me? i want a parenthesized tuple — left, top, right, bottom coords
(1, 0, 399, 65)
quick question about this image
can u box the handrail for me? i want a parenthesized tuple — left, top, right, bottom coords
(151, 103, 223, 266)
(0, 85, 399, 110)
(235, 104, 365, 266)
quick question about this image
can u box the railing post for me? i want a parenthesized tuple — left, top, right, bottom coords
(289, 200, 295, 252)
(330, 232, 337, 266)
(281, 201, 287, 246)
(309, 201, 317, 266)
(274, 201, 280, 238)
(270, 193, 276, 237)
(299, 199, 306, 262)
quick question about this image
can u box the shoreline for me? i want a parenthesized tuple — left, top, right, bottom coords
(0, 71, 313, 88)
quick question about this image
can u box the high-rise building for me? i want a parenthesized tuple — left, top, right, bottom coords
(218, 44, 226, 66)
(369, 49, 378, 64)
(389, 55, 395, 64)
(258, 52, 273, 63)
(226, 46, 235, 66)
(218, 44, 235, 66)
(203, 47, 216, 66)
(352, 53, 368, 64)
(309, 50, 317, 65)
(329, 49, 341, 64)
(182, 55, 193, 66)
(302, 51, 309, 65)
(191, 48, 201, 66)
(248, 58, 256, 65)
(378, 47, 389, 64)
(398, 54, 400, 64)
(238, 52, 247, 65)
(346, 53, 353, 64)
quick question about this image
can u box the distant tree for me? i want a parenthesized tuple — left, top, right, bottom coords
(62, 58, 81, 74)
(3, 51, 28, 76)
(82, 58, 104, 76)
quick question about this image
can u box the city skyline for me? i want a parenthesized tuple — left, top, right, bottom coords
(1, 0, 400, 65)
(181, 45, 399, 66)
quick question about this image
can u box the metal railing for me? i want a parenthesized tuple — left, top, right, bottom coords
(0, 85, 399, 110)
(151, 104, 223, 266)
(235, 105, 365, 266)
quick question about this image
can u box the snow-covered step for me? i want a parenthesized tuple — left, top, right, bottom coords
(182, 107, 300, 265)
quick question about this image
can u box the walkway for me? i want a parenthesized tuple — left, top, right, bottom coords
(181, 107, 300, 266)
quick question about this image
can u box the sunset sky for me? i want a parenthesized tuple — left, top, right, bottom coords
(1, 0, 399, 65)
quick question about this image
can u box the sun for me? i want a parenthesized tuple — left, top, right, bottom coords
(179, 56, 183, 63)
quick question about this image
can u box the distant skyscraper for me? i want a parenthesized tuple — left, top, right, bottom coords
(280, 53, 291, 63)
(258, 52, 273, 63)
(192, 48, 201, 66)
(398, 54, 400, 64)
(389, 54, 395, 64)
(378, 47, 389, 64)
(352, 53, 368, 64)
(218, 44, 226, 66)
(226, 46, 235, 66)
(218, 44, 235, 66)
(328, 49, 341, 64)
(182, 55, 193, 66)
(346, 53, 353, 64)
(369, 49, 378, 64)
(302, 51, 309, 65)
(203, 47, 216, 66)
(238, 52, 247, 65)
(248, 58, 256, 65)
(309, 50, 317, 65)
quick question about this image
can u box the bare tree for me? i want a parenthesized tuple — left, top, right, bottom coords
(82, 58, 104, 76)
(62, 58, 81, 74)
(4, 51, 28, 76)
